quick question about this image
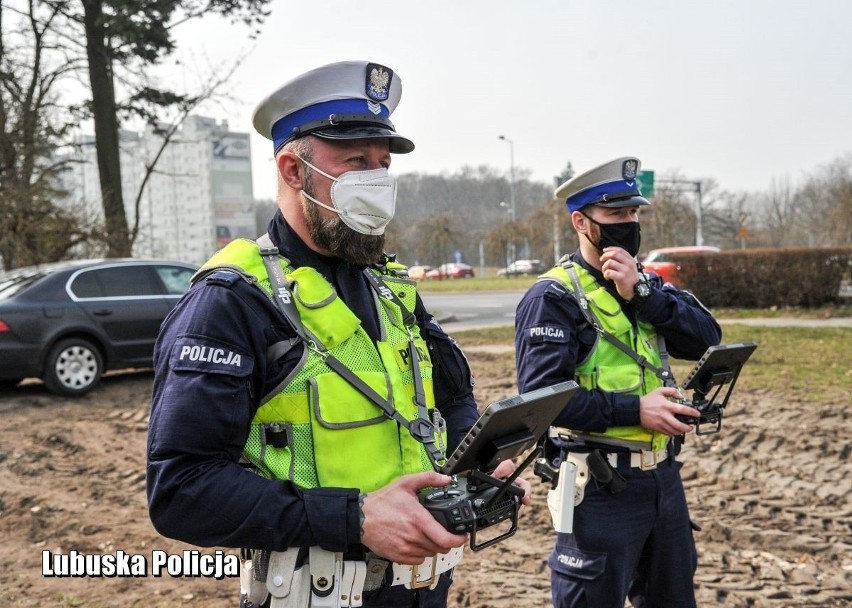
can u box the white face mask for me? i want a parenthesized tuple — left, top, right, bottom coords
(297, 156, 397, 236)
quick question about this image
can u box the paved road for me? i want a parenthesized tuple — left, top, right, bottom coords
(714, 317, 852, 327)
(421, 291, 524, 331)
(422, 291, 852, 332)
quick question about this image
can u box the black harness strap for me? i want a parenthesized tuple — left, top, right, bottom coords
(361, 267, 417, 328)
(362, 266, 444, 465)
(321, 355, 442, 465)
(560, 258, 677, 388)
(256, 237, 445, 469)
(257, 236, 318, 347)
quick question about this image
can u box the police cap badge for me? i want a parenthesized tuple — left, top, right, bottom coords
(555, 156, 650, 213)
(252, 60, 414, 154)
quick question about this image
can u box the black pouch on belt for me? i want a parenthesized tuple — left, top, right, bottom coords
(586, 449, 626, 494)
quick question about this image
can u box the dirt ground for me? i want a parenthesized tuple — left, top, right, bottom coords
(1, 346, 849, 608)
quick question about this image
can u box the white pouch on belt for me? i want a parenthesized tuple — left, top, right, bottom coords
(267, 548, 311, 608)
(546, 454, 591, 534)
(309, 547, 341, 607)
(547, 460, 577, 533)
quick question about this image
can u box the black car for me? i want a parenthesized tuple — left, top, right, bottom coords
(0, 258, 197, 396)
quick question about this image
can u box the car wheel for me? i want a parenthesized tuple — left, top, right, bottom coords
(43, 338, 104, 396)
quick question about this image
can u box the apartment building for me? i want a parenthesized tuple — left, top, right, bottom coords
(60, 115, 255, 266)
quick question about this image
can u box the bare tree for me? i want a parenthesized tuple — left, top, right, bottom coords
(393, 165, 552, 265)
(482, 220, 518, 268)
(124, 59, 243, 247)
(409, 212, 464, 266)
(703, 190, 751, 250)
(640, 178, 695, 250)
(759, 176, 803, 247)
(0, 0, 95, 270)
(68, 0, 271, 257)
(519, 199, 574, 266)
(2, 0, 270, 267)
(699, 180, 755, 249)
(797, 154, 852, 247)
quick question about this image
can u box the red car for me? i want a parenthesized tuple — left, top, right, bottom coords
(641, 246, 720, 286)
(425, 263, 475, 280)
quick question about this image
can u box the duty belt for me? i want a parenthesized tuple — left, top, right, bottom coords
(550, 427, 670, 471)
(605, 446, 669, 471)
(250, 546, 463, 608)
(384, 546, 463, 589)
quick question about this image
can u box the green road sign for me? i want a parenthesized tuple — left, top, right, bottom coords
(637, 170, 655, 198)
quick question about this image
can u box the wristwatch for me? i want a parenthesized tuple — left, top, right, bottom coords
(632, 279, 651, 306)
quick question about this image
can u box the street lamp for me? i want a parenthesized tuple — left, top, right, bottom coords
(498, 135, 516, 262)
(497, 135, 516, 223)
(498, 201, 511, 267)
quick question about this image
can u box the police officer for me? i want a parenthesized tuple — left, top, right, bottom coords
(514, 157, 722, 608)
(147, 60, 529, 608)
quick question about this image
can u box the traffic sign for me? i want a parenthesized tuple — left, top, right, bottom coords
(637, 170, 655, 199)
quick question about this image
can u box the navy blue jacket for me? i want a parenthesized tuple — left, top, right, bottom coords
(515, 251, 722, 445)
(147, 211, 478, 552)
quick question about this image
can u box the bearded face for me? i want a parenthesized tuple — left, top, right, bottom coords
(302, 170, 386, 266)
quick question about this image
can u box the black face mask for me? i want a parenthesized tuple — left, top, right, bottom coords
(583, 214, 642, 257)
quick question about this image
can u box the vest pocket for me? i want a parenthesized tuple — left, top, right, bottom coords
(589, 365, 643, 394)
(307, 372, 403, 492)
(289, 266, 361, 349)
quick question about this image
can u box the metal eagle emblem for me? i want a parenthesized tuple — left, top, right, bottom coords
(365, 63, 392, 101)
(622, 159, 639, 181)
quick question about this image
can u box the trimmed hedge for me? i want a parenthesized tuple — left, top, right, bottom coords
(670, 247, 852, 308)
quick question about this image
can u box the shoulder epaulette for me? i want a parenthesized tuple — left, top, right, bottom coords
(192, 265, 258, 288)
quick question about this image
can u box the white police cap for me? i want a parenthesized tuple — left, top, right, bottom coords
(252, 60, 414, 154)
(555, 156, 650, 213)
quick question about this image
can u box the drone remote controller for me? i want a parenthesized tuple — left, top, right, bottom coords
(671, 343, 757, 434)
(414, 381, 579, 550)
(418, 471, 525, 550)
(674, 397, 724, 431)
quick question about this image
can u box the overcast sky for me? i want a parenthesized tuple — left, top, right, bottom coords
(169, 0, 852, 202)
